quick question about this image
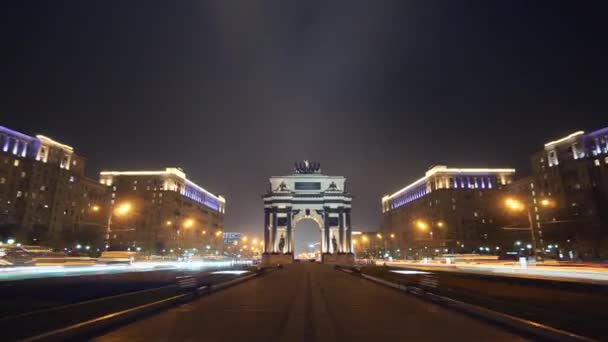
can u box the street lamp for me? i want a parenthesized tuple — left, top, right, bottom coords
(416, 220, 428, 230)
(106, 202, 132, 243)
(504, 197, 554, 258)
(183, 218, 195, 228)
(116, 203, 132, 216)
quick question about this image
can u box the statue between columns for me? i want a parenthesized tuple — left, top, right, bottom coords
(331, 235, 338, 254)
(278, 234, 285, 254)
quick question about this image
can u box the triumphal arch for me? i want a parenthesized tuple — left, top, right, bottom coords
(262, 161, 354, 266)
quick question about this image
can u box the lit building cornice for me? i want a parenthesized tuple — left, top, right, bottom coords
(100, 167, 224, 202)
(544, 131, 585, 148)
(0, 126, 36, 141)
(383, 166, 516, 202)
(36, 135, 74, 151)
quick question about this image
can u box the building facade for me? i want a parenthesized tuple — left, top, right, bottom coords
(99, 168, 226, 254)
(525, 128, 608, 258)
(0, 126, 109, 248)
(381, 165, 516, 258)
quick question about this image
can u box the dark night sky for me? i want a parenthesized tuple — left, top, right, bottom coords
(1, 1, 607, 240)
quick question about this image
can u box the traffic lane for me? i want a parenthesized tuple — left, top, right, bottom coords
(95, 263, 525, 341)
(307, 264, 524, 341)
(95, 264, 306, 342)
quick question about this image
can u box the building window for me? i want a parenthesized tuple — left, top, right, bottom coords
(20, 171, 26, 178)
(605, 157, 608, 164)
(60, 156, 69, 169)
(16, 191, 22, 198)
(571, 143, 585, 160)
(133, 186, 137, 191)
(13, 159, 20, 167)
(69, 176, 75, 183)
(547, 150, 559, 167)
(0, 177, 5, 184)
(595, 159, 601, 166)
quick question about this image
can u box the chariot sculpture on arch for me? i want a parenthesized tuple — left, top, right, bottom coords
(262, 161, 355, 266)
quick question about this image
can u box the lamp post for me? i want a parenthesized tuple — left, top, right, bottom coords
(105, 202, 132, 246)
(505, 197, 554, 259)
(179, 218, 195, 253)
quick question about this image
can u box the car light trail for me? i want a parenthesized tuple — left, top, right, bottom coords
(0, 260, 238, 282)
(389, 270, 430, 275)
(385, 260, 608, 284)
(211, 270, 249, 275)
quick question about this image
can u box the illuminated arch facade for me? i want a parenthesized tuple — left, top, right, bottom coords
(262, 162, 354, 265)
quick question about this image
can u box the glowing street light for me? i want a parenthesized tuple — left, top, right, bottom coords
(91, 205, 100, 212)
(215, 230, 223, 237)
(540, 198, 554, 208)
(115, 202, 132, 216)
(504, 197, 556, 258)
(166, 220, 172, 226)
(437, 221, 444, 228)
(505, 198, 524, 211)
(390, 233, 395, 239)
(183, 219, 194, 228)
(416, 220, 428, 230)
(106, 202, 133, 241)
(376, 233, 382, 239)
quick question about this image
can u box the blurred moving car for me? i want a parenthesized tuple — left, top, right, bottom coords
(97, 251, 137, 265)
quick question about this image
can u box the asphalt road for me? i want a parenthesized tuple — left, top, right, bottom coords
(95, 263, 524, 341)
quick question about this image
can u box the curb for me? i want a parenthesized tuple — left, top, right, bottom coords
(336, 267, 596, 342)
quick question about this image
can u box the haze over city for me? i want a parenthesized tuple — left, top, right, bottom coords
(2, 1, 606, 238)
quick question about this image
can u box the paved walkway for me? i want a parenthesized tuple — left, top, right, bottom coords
(95, 263, 525, 341)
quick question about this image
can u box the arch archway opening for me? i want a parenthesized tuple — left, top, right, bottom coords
(293, 218, 322, 260)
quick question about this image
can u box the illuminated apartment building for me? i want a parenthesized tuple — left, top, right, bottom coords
(99, 168, 225, 253)
(525, 127, 608, 258)
(0, 125, 108, 247)
(381, 165, 516, 257)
